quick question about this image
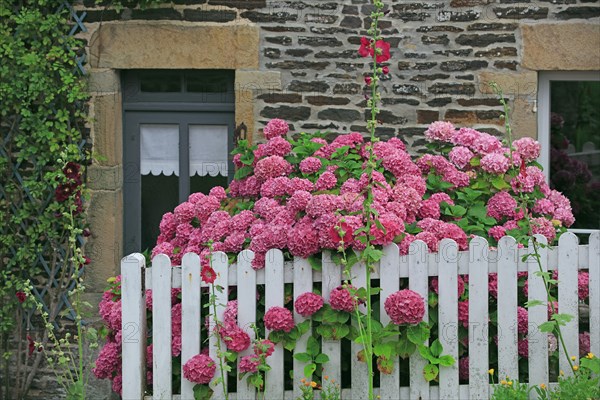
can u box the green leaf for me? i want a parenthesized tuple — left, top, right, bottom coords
(438, 355, 455, 367)
(234, 165, 253, 180)
(374, 342, 394, 359)
(193, 384, 214, 400)
(407, 323, 430, 345)
(332, 324, 350, 340)
(418, 344, 436, 363)
(304, 363, 317, 378)
(307, 254, 322, 271)
(430, 339, 443, 358)
(293, 352, 312, 363)
(423, 364, 439, 382)
(524, 299, 544, 308)
(306, 336, 320, 357)
(551, 313, 573, 326)
(314, 353, 329, 364)
(296, 319, 311, 335)
(491, 175, 510, 190)
(581, 356, 600, 374)
(538, 321, 556, 333)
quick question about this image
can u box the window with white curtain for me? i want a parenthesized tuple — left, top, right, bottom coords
(122, 70, 235, 253)
(537, 71, 600, 233)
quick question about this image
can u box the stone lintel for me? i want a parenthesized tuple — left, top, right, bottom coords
(521, 23, 600, 70)
(89, 22, 260, 70)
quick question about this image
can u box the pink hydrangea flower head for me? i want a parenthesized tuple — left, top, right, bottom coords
(159, 212, 177, 237)
(223, 300, 238, 325)
(208, 186, 227, 201)
(579, 331, 590, 356)
(578, 272, 589, 300)
(424, 121, 456, 142)
(430, 275, 465, 297)
(264, 306, 295, 333)
(488, 226, 507, 241)
(238, 355, 260, 373)
(472, 133, 502, 155)
(183, 354, 216, 384)
(486, 191, 518, 221)
(263, 118, 289, 140)
(513, 137, 541, 162)
(112, 374, 123, 396)
(385, 290, 425, 325)
(518, 338, 528, 358)
(315, 171, 338, 191)
(458, 300, 469, 328)
(294, 292, 324, 317)
(459, 357, 469, 381)
(530, 217, 556, 242)
(92, 342, 120, 379)
(254, 155, 292, 181)
(260, 177, 291, 198)
(329, 285, 358, 313)
(264, 136, 292, 157)
(452, 127, 482, 148)
(418, 199, 441, 220)
(299, 157, 322, 174)
(254, 339, 275, 357)
(221, 325, 251, 352)
(448, 146, 475, 169)
(480, 153, 510, 174)
(517, 306, 528, 334)
(174, 201, 195, 224)
(370, 213, 404, 246)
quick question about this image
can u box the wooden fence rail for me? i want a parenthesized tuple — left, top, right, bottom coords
(121, 232, 600, 400)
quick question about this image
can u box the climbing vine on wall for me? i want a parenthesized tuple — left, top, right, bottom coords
(0, 1, 89, 397)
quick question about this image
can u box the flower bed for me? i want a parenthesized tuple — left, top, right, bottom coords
(93, 118, 598, 398)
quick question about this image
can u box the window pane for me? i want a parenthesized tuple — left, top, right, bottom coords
(189, 125, 228, 177)
(141, 174, 179, 253)
(139, 71, 182, 92)
(185, 70, 232, 93)
(141, 124, 179, 176)
(550, 81, 600, 230)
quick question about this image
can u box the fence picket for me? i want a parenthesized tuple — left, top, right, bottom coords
(209, 252, 229, 399)
(237, 250, 257, 400)
(264, 249, 285, 399)
(589, 232, 600, 358)
(409, 240, 430, 399)
(497, 236, 518, 382)
(121, 253, 146, 400)
(380, 243, 400, 400)
(351, 261, 369, 399)
(181, 253, 202, 400)
(293, 256, 313, 399)
(438, 239, 459, 400)
(152, 254, 173, 399)
(558, 233, 579, 377)
(468, 236, 489, 400)
(528, 236, 549, 392)
(321, 251, 342, 385)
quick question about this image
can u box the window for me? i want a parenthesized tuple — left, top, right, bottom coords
(538, 71, 600, 233)
(122, 70, 235, 254)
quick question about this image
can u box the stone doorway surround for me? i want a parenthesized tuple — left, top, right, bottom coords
(84, 20, 280, 292)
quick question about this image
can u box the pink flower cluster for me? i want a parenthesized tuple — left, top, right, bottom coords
(329, 286, 358, 313)
(295, 292, 324, 317)
(264, 306, 295, 333)
(182, 353, 216, 384)
(384, 289, 425, 325)
(238, 339, 276, 374)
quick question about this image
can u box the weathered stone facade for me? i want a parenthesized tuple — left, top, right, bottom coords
(78, 0, 599, 291)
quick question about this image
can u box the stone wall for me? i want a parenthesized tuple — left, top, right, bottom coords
(77, 0, 599, 292)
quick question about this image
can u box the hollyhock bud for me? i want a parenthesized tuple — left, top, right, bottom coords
(364, 76, 372, 85)
(16, 291, 26, 303)
(382, 66, 389, 74)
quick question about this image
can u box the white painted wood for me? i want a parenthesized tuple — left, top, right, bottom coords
(497, 236, 518, 382)
(121, 253, 146, 400)
(292, 256, 313, 399)
(152, 254, 173, 399)
(321, 251, 342, 385)
(181, 253, 201, 400)
(528, 235, 549, 393)
(558, 233, 579, 377)
(209, 251, 229, 399)
(350, 260, 369, 400)
(467, 236, 489, 400)
(409, 240, 430, 400)
(437, 239, 459, 400)
(379, 243, 400, 400)
(264, 249, 285, 399)
(237, 250, 256, 400)
(589, 232, 600, 358)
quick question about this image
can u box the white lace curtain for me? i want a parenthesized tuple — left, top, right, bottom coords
(140, 124, 228, 177)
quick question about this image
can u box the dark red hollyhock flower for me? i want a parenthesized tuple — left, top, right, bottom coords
(329, 222, 353, 245)
(364, 76, 372, 86)
(16, 291, 26, 303)
(382, 66, 389, 75)
(373, 40, 391, 63)
(63, 162, 81, 180)
(82, 228, 91, 237)
(55, 183, 76, 202)
(201, 266, 217, 284)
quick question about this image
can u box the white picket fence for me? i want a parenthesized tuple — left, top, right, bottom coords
(121, 232, 600, 400)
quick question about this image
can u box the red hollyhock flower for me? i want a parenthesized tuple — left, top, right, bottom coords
(329, 222, 353, 245)
(374, 40, 391, 63)
(55, 184, 76, 202)
(27, 335, 35, 356)
(364, 76, 372, 85)
(63, 162, 81, 181)
(201, 266, 217, 284)
(382, 66, 389, 74)
(358, 37, 371, 58)
(16, 291, 26, 303)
